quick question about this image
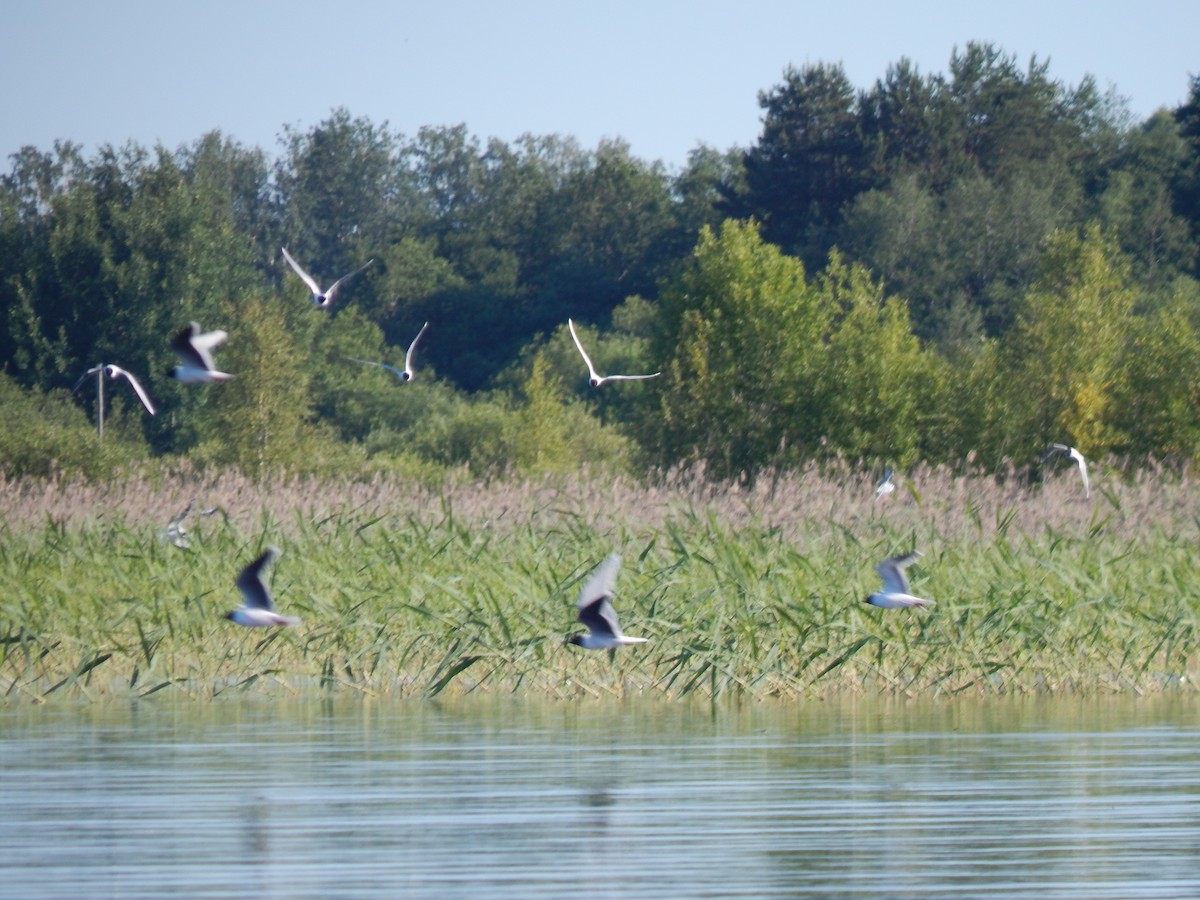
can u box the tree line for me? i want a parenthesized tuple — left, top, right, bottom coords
(2, 42, 1199, 480)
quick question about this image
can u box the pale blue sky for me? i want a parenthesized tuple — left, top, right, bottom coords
(2, 0, 1196, 171)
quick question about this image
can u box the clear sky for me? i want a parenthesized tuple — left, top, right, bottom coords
(2, 0, 1196, 171)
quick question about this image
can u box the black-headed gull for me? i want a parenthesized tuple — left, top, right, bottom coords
(281, 246, 375, 310)
(567, 554, 648, 650)
(161, 500, 194, 548)
(348, 321, 430, 382)
(168, 322, 233, 383)
(864, 551, 935, 609)
(1041, 443, 1090, 497)
(874, 468, 895, 502)
(567, 319, 660, 387)
(225, 546, 300, 627)
(73, 364, 156, 415)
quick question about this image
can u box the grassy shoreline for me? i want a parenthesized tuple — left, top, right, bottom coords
(2, 462, 1198, 702)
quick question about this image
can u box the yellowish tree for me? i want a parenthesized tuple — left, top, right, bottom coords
(998, 225, 1136, 457)
(201, 296, 318, 476)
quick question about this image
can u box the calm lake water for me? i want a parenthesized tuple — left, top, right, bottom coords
(1, 695, 1198, 898)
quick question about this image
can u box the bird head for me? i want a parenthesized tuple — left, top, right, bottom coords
(566, 634, 585, 647)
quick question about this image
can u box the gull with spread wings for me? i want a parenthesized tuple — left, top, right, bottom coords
(348, 321, 430, 382)
(224, 546, 301, 628)
(864, 551, 935, 609)
(567, 318, 660, 388)
(567, 554, 648, 650)
(281, 246, 375, 310)
(73, 364, 156, 416)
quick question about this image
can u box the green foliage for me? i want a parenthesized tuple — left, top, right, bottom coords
(4, 465, 1199, 701)
(0, 375, 146, 478)
(650, 222, 938, 477)
(2, 45, 1200, 480)
(652, 220, 828, 478)
(196, 296, 324, 476)
(996, 225, 1137, 457)
(817, 253, 935, 464)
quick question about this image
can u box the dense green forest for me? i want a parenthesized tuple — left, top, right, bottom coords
(3, 43, 1200, 481)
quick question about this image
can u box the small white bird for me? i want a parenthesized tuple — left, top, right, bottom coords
(168, 322, 233, 384)
(567, 319, 660, 388)
(874, 468, 896, 502)
(348, 321, 430, 382)
(281, 246, 375, 310)
(864, 551, 935, 609)
(73, 364, 157, 416)
(1041, 443, 1090, 498)
(225, 546, 300, 628)
(568, 554, 649, 650)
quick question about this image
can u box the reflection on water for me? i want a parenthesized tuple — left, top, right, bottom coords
(1, 697, 1198, 898)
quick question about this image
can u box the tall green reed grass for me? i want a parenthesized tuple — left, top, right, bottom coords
(1, 459, 1197, 701)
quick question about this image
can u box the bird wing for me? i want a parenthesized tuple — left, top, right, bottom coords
(1072, 451, 1090, 496)
(235, 546, 281, 611)
(600, 372, 661, 382)
(72, 365, 103, 393)
(170, 323, 211, 370)
(1041, 443, 1070, 464)
(281, 246, 322, 295)
(324, 258, 376, 299)
(567, 319, 601, 381)
(876, 551, 920, 594)
(348, 357, 405, 379)
(577, 554, 624, 637)
(107, 365, 156, 415)
(168, 500, 194, 529)
(189, 327, 228, 352)
(404, 321, 430, 374)
(578, 596, 621, 639)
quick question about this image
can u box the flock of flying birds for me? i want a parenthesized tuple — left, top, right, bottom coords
(72, 251, 662, 417)
(70, 247, 1094, 642)
(203, 439, 1089, 644)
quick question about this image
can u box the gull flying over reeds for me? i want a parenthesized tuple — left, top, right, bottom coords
(865, 551, 935, 609)
(281, 246, 375, 310)
(168, 322, 233, 384)
(348, 321, 430, 382)
(874, 468, 896, 502)
(225, 546, 300, 627)
(567, 318, 660, 388)
(1041, 443, 1090, 498)
(73, 364, 157, 416)
(568, 553, 648, 650)
(160, 500, 194, 548)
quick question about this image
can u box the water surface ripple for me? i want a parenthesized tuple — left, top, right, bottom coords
(1, 698, 1197, 898)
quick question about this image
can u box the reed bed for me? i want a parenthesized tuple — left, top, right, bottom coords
(2, 460, 1198, 702)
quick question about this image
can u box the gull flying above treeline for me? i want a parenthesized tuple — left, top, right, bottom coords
(348, 321, 430, 382)
(281, 247, 375, 310)
(168, 322, 233, 384)
(567, 319, 660, 388)
(73, 364, 156, 416)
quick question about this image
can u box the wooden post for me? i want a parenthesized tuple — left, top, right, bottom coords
(96, 364, 105, 442)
